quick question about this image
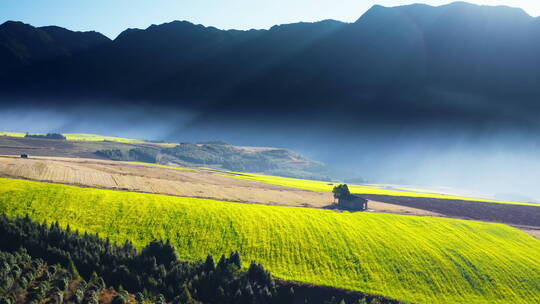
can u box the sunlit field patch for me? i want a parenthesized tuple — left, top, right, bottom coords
(0, 132, 25, 137)
(63, 133, 176, 146)
(0, 131, 176, 146)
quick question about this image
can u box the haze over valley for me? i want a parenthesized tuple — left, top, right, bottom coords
(2, 2, 540, 200)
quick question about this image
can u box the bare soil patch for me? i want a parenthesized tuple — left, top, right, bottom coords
(0, 156, 333, 207)
(361, 194, 540, 227)
(517, 226, 540, 239)
(368, 200, 444, 217)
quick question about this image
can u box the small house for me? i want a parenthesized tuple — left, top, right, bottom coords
(338, 195, 368, 211)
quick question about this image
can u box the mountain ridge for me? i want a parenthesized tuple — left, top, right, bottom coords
(1, 1, 540, 132)
(0, 20, 110, 62)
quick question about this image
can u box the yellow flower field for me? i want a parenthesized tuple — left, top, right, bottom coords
(0, 178, 538, 304)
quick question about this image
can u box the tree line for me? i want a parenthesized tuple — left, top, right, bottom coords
(24, 133, 66, 140)
(95, 148, 158, 163)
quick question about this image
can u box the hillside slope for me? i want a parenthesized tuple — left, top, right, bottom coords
(0, 156, 332, 207)
(0, 178, 539, 304)
(0, 134, 328, 179)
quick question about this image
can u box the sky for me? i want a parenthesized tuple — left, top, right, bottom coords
(1, 0, 539, 38)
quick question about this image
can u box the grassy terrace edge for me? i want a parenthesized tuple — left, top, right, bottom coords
(0, 177, 539, 304)
(215, 171, 540, 207)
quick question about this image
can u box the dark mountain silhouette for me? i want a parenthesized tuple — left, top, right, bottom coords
(1, 2, 540, 131)
(0, 21, 109, 72)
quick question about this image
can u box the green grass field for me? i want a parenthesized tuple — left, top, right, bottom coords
(0, 131, 175, 146)
(218, 172, 540, 206)
(0, 132, 25, 137)
(63, 133, 149, 143)
(0, 178, 538, 304)
(0, 131, 144, 142)
(64, 133, 175, 146)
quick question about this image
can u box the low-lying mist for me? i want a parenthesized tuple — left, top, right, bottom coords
(1, 100, 539, 203)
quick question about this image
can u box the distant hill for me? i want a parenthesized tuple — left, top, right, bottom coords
(0, 132, 329, 179)
(1, 2, 540, 130)
(159, 143, 327, 178)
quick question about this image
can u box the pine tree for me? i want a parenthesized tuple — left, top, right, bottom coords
(230, 251, 242, 269)
(175, 285, 194, 304)
(204, 255, 215, 272)
(68, 260, 81, 280)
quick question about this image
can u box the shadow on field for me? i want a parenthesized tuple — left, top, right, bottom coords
(278, 280, 406, 304)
